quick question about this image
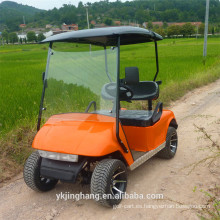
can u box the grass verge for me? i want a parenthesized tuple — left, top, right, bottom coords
(0, 125, 35, 184)
(189, 125, 220, 219)
(159, 61, 220, 106)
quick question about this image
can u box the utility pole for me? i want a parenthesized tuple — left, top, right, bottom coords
(22, 16, 26, 35)
(203, 0, 210, 58)
(86, 7, 90, 29)
(85, 6, 91, 53)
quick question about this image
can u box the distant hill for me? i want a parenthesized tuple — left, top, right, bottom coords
(0, 0, 220, 32)
(32, 0, 220, 30)
(0, 1, 43, 31)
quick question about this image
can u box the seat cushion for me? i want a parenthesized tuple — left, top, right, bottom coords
(120, 110, 154, 127)
(127, 81, 159, 100)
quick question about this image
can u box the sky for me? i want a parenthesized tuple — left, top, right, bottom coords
(0, 0, 128, 10)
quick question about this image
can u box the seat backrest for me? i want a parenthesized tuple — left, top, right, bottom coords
(125, 67, 139, 85)
(124, 67, 159, 100)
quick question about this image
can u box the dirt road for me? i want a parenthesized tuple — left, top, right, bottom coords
(0, 79, 220, 220)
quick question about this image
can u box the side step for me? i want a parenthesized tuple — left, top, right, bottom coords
(129, 142, 166, 171)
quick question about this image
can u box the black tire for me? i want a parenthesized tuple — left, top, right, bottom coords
(23, 151, 58, 192)
(157, 126, 178, 159)
(91, 159, 127, 207)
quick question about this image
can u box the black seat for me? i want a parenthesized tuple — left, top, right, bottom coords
(120, 102, 163, 127)
(119, 67, 162, 127)
(100, 67, 163, 127)
(124, 67, 159, 100)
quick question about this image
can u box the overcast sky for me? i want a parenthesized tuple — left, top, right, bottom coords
(0, 0, 129, 10)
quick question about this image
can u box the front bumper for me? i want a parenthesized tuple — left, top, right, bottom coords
(40, 157, 87, 182)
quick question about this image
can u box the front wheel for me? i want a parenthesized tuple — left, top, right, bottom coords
(91, 159, 127, 207)
(23, 151, 58, 192)
(157, 126, 178, 159)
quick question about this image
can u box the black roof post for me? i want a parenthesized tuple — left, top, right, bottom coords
(37, 42, 53, 131)
(153, 41, 159, 81)
(116, 36, 128, 153)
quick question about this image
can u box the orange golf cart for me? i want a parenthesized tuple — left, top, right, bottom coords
(24, 26, 178, 207)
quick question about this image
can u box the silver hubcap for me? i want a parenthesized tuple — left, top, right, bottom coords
(40, 177, 52, 185)
(110, 169, 127, 198)
(170, 132, 178, 153)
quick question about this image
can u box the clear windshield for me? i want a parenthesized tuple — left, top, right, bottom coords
(43, 46, 117, 121)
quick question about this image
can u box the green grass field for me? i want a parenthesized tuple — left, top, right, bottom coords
(0, 38, 220, 181)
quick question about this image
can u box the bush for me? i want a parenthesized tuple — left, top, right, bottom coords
(27, 31, 37, 42)
(8, 32, 18, 44)
(37, 33, 46, 42)
(180, 23, 195, 37)
(104, 18, 113, 26)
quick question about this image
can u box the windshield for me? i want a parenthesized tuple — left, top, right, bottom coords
(43, 45, 117, 121)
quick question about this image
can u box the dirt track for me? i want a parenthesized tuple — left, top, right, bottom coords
(0, 79, 220, 220)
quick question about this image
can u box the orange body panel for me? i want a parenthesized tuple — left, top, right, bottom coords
(122, 110, 176, 152)
(32, 113, 134, 166)
(32, 111, 175, 166)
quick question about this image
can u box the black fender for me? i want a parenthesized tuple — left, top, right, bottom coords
(169, 118, 178, 129)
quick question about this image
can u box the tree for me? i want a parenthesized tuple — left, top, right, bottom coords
(184, 23, 195, 36)
(198, 23, 205, 35)
(154, 27, 165, 37)
(154, 24, 159, 30)
(2, 30, 8, 44)
(163, 9, 179, 22)
(147, 21, 153, 30)
(27, 31, 37, 42)
(8, 32, 18, 44)
(37, 33, 46, 42)
(78, 1, 84, 8)
(19, 38, 23, 44)
(180, 23, 195, 37)
(167, 25, 181, 37)
(135, 9, 147, 24)
(104, 18, 113, 26)
(211, 26, 215, 35)
(163, 22, 168, 29)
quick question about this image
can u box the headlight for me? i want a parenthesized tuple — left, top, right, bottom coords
(38, 150, 78, 162)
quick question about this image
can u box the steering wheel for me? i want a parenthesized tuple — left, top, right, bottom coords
(119, 84, 134, 101)
(101, 82, 133, 101)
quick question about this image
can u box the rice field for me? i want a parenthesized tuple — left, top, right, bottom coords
(0, 38, 220, 136)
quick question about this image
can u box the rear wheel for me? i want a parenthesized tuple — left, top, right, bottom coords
(157, 126, 178, 159)
(91, 159, 127, 207)
(23, 151, 58, 192)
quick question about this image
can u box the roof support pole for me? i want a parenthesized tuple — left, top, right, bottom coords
(116, 36, 128, 153)
(153, 41, 159, 81)
(37, 42, 53, 131)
